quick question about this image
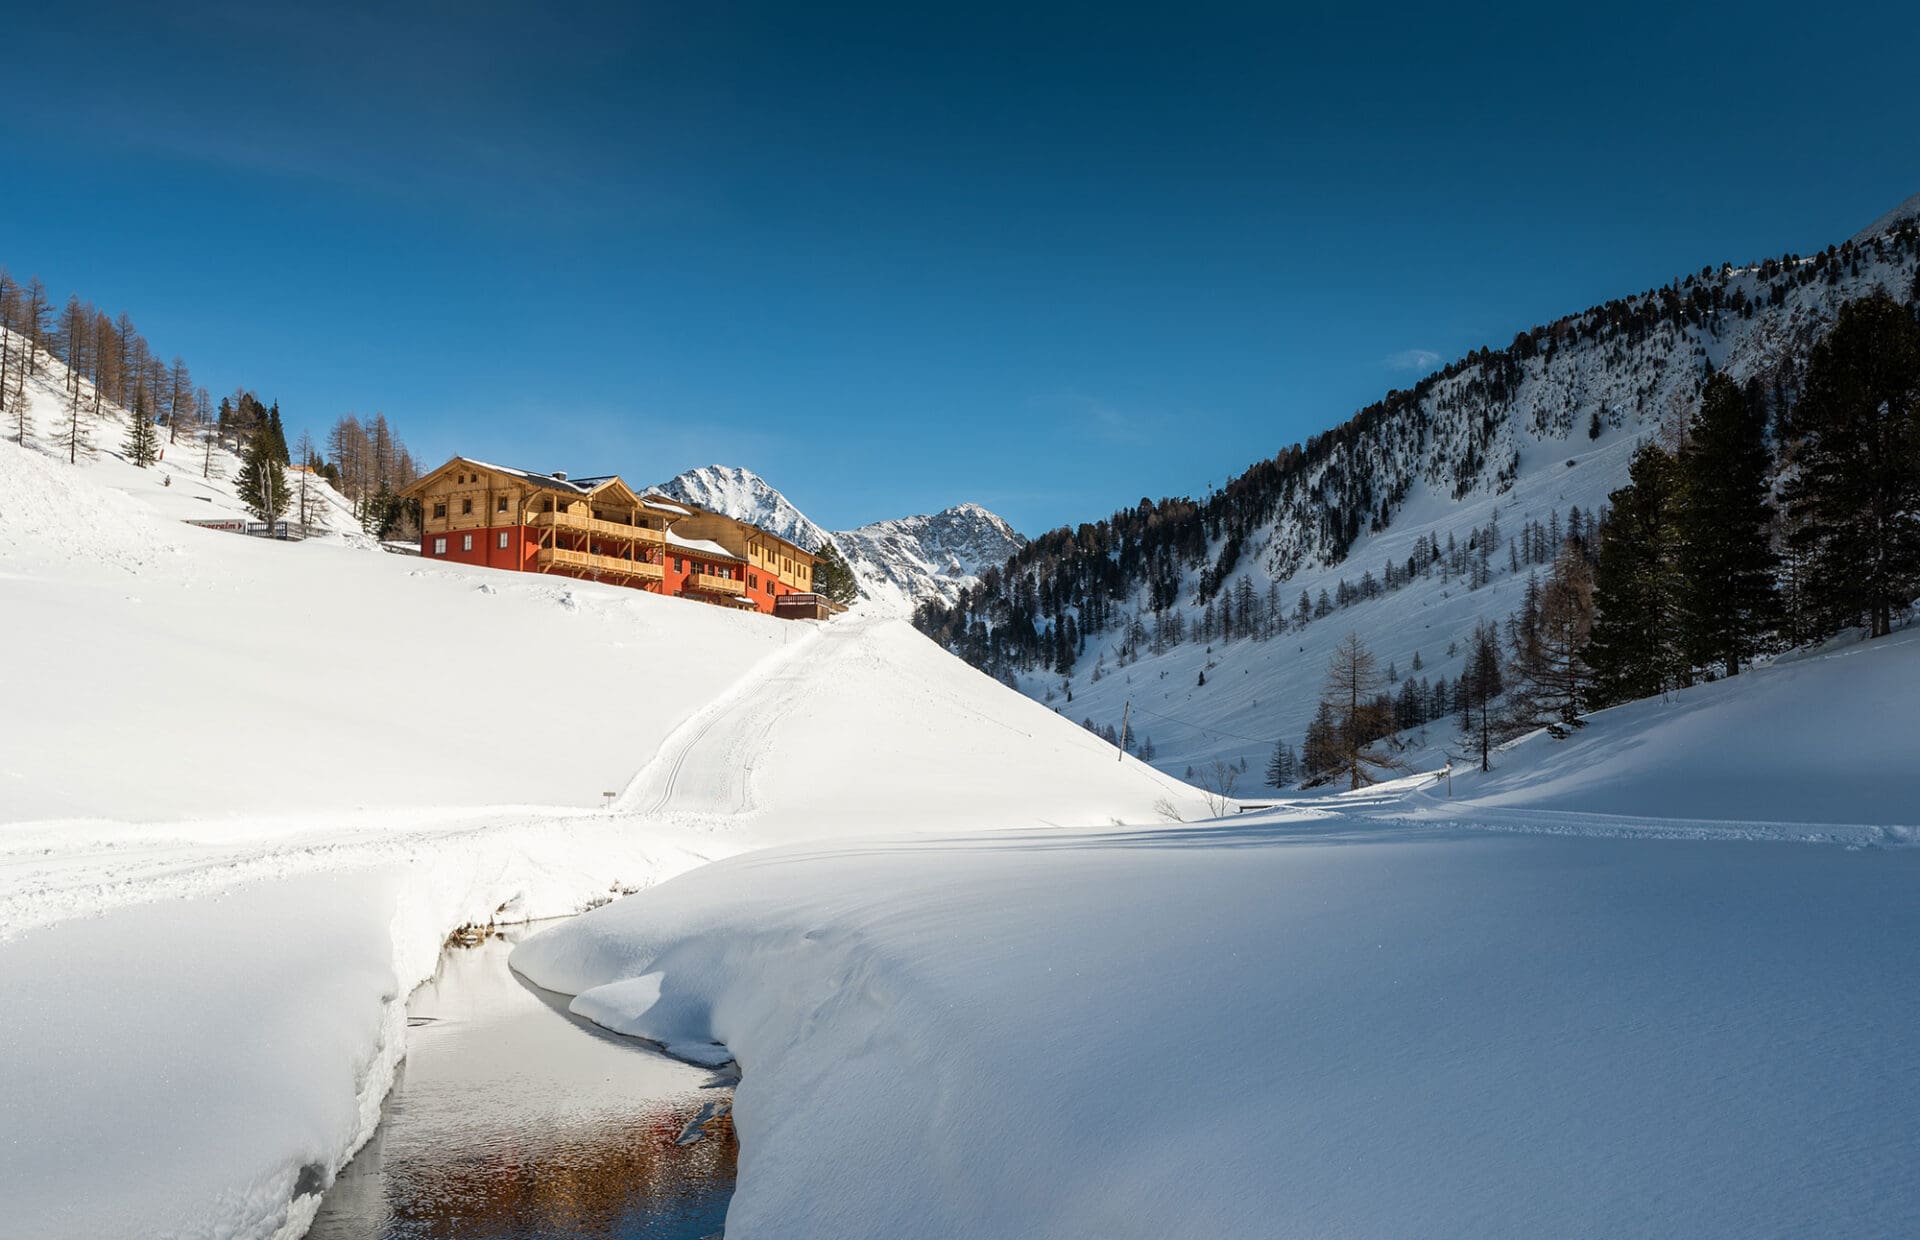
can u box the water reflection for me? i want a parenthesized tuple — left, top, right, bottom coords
(308, 928, 735, 1239)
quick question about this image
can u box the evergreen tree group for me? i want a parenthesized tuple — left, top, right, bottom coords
(1781, 292, 1920, 638)
(1676, 373, 1780, 675)
(1585, 442, 1688, 706)
(1583, 290, 1920, 708)
(237, 428, 290, 525)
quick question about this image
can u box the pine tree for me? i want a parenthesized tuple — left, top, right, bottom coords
(1460, 619, 1506, 770)
(1585, 443, 1686, 706)
(123, 388, 161, 467)
(1781, 293, 1920, 639)
(1264, 738, 1297, 789)
(237, 430, 290, 525)
(811, 539, 861, 605)
(1300, 701, 1340, 784)
(267, 402, 290, 464)
(1675, 374, 1779, 675)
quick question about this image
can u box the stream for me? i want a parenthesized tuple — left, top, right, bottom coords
(307, 926, 736, 1239)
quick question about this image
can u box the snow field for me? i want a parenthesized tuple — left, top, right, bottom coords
(0, 430, 1204, 1238)
(517, 610, 1920, 1238)
(516, 815, 1920, 1239)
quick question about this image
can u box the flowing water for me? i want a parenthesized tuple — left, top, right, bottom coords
(307, 926, 736, 1239)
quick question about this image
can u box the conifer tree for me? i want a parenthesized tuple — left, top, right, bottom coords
(811, 539, 862, 605)
(1300, 701, 1340, 785)
(1460, 619, 1506, 770)
(1585, 444, 1686, 706)
(1781, 293, 1920, 638)
(1675, 374, 1779, 674)
(1264, 738, 1297, 789)
(237, 429, 290, 525)
(123, 388, 160, 467)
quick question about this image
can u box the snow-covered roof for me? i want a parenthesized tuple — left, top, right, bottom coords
(642, 495, 693, 516)
(459, 459, 590, 494)
(665, 529, 745, 563)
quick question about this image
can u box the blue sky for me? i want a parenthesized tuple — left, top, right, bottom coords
(3, 1, 1916, 532)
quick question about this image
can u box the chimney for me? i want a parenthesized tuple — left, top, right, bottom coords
(552, 471, 568, 481)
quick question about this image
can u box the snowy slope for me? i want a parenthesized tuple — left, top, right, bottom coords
(833, 502, 1026, 614)
(1007, 199, 1920, 783)
(1420, 625, 1920, 830)
(2, 327, 367, 539)
(516, 618, 1920, 1238)
(0, 435, 1203, 1239)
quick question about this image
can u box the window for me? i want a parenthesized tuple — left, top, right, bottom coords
(433, 503, 447, 519)
(673, 557, 683, 573)
(462, 534, 473, 551)
(497, 531, 509, 549)
(497, 496, 509, 513)
(749, 575, 758, 590)
(433, 537, 446, 555)
(462, 499, 473, 515)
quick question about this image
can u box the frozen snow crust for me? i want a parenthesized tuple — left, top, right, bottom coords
(0, 429, 1201, 1239)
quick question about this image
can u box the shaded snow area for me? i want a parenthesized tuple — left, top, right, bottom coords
(516, 625, 1920, 1239)
(0, 435, 1200, 1239)
(1422, 626, 1920, 832)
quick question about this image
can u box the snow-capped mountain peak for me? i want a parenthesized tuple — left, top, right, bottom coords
(652, 464, 833, 552)
(1852, 190, 1920, 245)
(652, 463, 1026, 612)
(835, 503, 1028, 615)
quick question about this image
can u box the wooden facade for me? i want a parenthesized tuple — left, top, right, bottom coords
(401, 458, 820, 617)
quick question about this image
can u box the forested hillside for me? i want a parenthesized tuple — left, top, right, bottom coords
(0, 269, 422, 538)
(915, 196, 1920, 784)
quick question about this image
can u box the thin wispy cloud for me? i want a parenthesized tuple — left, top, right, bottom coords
(1028, 392, 1159, 446)
(1385, 348, 1444, 372)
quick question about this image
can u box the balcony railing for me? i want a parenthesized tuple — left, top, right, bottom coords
(527, 510, 665, 544)
(536, 546, 664, 580)
(691, 571, 747, 595)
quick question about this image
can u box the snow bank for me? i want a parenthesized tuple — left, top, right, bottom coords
(0, 815, 727, 1240)
(516, 818, 1920, 1239)
(1437, 625, 1920, 828)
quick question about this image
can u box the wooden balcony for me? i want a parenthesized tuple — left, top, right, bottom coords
(527, 510, 665, 544)
(535, 546, 664, 581)
(691, 571, 746, 595)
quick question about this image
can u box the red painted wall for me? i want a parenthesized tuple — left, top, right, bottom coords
(420, 525, 794, 614)
(420, 525, 539, 571)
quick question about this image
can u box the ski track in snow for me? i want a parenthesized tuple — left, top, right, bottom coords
(619, 619, 834, 819)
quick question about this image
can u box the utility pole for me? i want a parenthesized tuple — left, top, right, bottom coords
(1116, 699, 1131, 762)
